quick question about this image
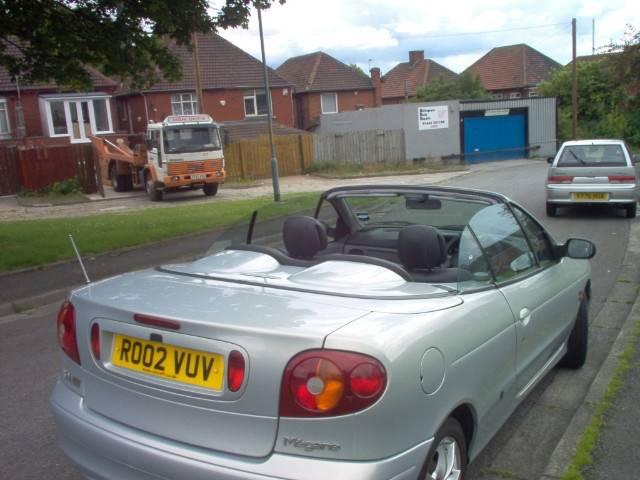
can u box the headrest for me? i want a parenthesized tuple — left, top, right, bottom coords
(283, 216, 328, 259)
(398, 225, 447, 270)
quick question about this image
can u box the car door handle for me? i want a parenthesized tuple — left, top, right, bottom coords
(519, 307, 531, 326)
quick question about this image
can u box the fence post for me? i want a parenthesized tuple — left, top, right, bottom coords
(238, 142, 246, 180)
(297, 135, 306, 173)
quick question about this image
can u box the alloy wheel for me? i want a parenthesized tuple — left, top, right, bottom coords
(426, 436, 462, 480)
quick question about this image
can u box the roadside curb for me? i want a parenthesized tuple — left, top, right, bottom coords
(0, 287, 71, 317)
(540, 219, 640, 480)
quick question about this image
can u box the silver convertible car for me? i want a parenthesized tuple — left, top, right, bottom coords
(51, 185, 595, 480)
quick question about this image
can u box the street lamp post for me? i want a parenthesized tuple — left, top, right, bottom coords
(257, 6, 281, 202)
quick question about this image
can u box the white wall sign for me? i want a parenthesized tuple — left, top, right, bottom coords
(418, 105, 449, 130)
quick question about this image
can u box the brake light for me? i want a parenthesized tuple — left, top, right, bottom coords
(548, 175, 574, 184)
(280, 350, 387, 417)
(57, 301, 80, 364)
(227, 350, 245, 392)
(133, 313, 181, 330)
(608, 175, 636, 184)
(90, 323, 100, 360)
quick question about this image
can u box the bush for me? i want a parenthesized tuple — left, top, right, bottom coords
(50, 177, 82, 195)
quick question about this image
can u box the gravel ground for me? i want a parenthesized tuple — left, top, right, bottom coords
(0, 160, 538, 222)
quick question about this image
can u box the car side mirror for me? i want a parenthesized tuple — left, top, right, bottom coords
(546, 156, 555, 164)
(566, 238, 596, 259)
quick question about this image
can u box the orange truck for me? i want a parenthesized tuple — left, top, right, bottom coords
(91, 114, 226, 201)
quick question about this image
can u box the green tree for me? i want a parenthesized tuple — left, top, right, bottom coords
(414, 72, 488, 102)
(0, 0, 284, 90)
(349, 63, 367, 77)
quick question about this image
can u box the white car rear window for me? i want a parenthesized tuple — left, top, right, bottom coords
(558, 144, 627, 167)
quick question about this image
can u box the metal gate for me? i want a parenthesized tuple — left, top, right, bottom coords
(462, 113, 527, 163)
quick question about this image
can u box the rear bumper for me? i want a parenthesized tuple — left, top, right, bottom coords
(546, 184, 638, 205)
(50, 381, 431, 480)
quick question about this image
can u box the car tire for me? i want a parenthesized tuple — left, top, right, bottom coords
(625, 202, 637, 219)
(419, 417, 467, 480)
(203, 183, 219, 197)
(559, 299, 588, 369)
(546, 203, 557, 217)
(145, 174, 163, 202)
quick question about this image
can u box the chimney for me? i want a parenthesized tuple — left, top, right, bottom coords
(409, 50, 424, 64)
(370, 67, 382, 107)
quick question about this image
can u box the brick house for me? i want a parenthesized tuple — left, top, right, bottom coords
(115, 33, 295, 135)
(276, 51, 380, 130)
(464, 44, 561, 99)
(0, 43, 119, 143)
(381, 50, 457, 105)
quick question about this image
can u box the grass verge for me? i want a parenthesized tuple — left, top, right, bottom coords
(0, 192, 320, 272)
(561, 318, 640, 480)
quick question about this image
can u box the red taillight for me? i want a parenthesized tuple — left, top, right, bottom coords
(90, 323, 100, 360)
(56, 301, 80, 364)
(280, 350, 387, 417)
(608, 175, 636, 184)
(548, 175, 574, 184)
(133, 313, 181, 330)
(227, 350, 245, 392)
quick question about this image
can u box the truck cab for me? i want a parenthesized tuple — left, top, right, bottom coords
(144, 115, 225, 200)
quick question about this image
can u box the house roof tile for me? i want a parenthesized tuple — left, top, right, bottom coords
(464, 43, 561, 91)
(119, 33, 291, 94)
(381, 57, 457, 99)
(0, 41, 118, 93)
(276, 51, 374, 93)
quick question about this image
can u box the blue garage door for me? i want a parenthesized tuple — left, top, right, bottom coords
(463, 114, 526, 163)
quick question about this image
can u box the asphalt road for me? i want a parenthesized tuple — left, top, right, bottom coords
(0, 161, 634, 480)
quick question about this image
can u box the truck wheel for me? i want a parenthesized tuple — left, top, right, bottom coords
(145, 175, 163, 202)
(203, 183, 219, 197)
(110, 165, 128, 193)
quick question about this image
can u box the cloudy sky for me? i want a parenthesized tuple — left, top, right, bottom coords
(217, 0, 639, 75)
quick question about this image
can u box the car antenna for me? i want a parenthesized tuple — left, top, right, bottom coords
(68, 234, 91, 284)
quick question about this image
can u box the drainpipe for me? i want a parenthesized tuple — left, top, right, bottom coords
(14, 76, 26, 138)
(142, 92, 150, 127)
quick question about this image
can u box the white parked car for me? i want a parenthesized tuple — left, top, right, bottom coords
(546, 139, 639, 218)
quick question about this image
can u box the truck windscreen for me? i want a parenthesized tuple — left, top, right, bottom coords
(163, 126, 222, 154)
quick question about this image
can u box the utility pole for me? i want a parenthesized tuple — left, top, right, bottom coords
(257, 6, 281, 202)
(571, 18, 578, 140)
(192, 32, 205, 114)
(592, 18, 595, 55)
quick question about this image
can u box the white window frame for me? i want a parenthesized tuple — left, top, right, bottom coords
(509, 92, 522, 99)
(243, 89, 270, 117)
(320, 92, 338, 114)
(43, 95, 114, 142)
(170, 93, 199, 115)
(0, 98, 10, 136)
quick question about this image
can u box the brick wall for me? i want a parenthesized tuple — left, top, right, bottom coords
(295, 90, 376, 130)
(122, 87, 295, 133)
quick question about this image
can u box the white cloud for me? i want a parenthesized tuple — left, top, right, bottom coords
(217, 0, 640, 70)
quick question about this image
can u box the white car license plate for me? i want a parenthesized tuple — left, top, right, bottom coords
(191, 174, 206, 180)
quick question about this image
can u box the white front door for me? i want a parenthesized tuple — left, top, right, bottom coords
(68, 100, 92, 143)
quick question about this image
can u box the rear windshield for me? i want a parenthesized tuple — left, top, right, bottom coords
(557, 144, 628, 167)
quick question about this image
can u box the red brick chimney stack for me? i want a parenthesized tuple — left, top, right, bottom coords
(409, 50, 425, 64)
(370, 67, 382, 107)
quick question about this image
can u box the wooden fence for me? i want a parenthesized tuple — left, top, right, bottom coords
(0, 143, 98, 195)
(224, 134, 313, 180)
(0, 146, 20, 196)
(314, 129, 406, 165)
